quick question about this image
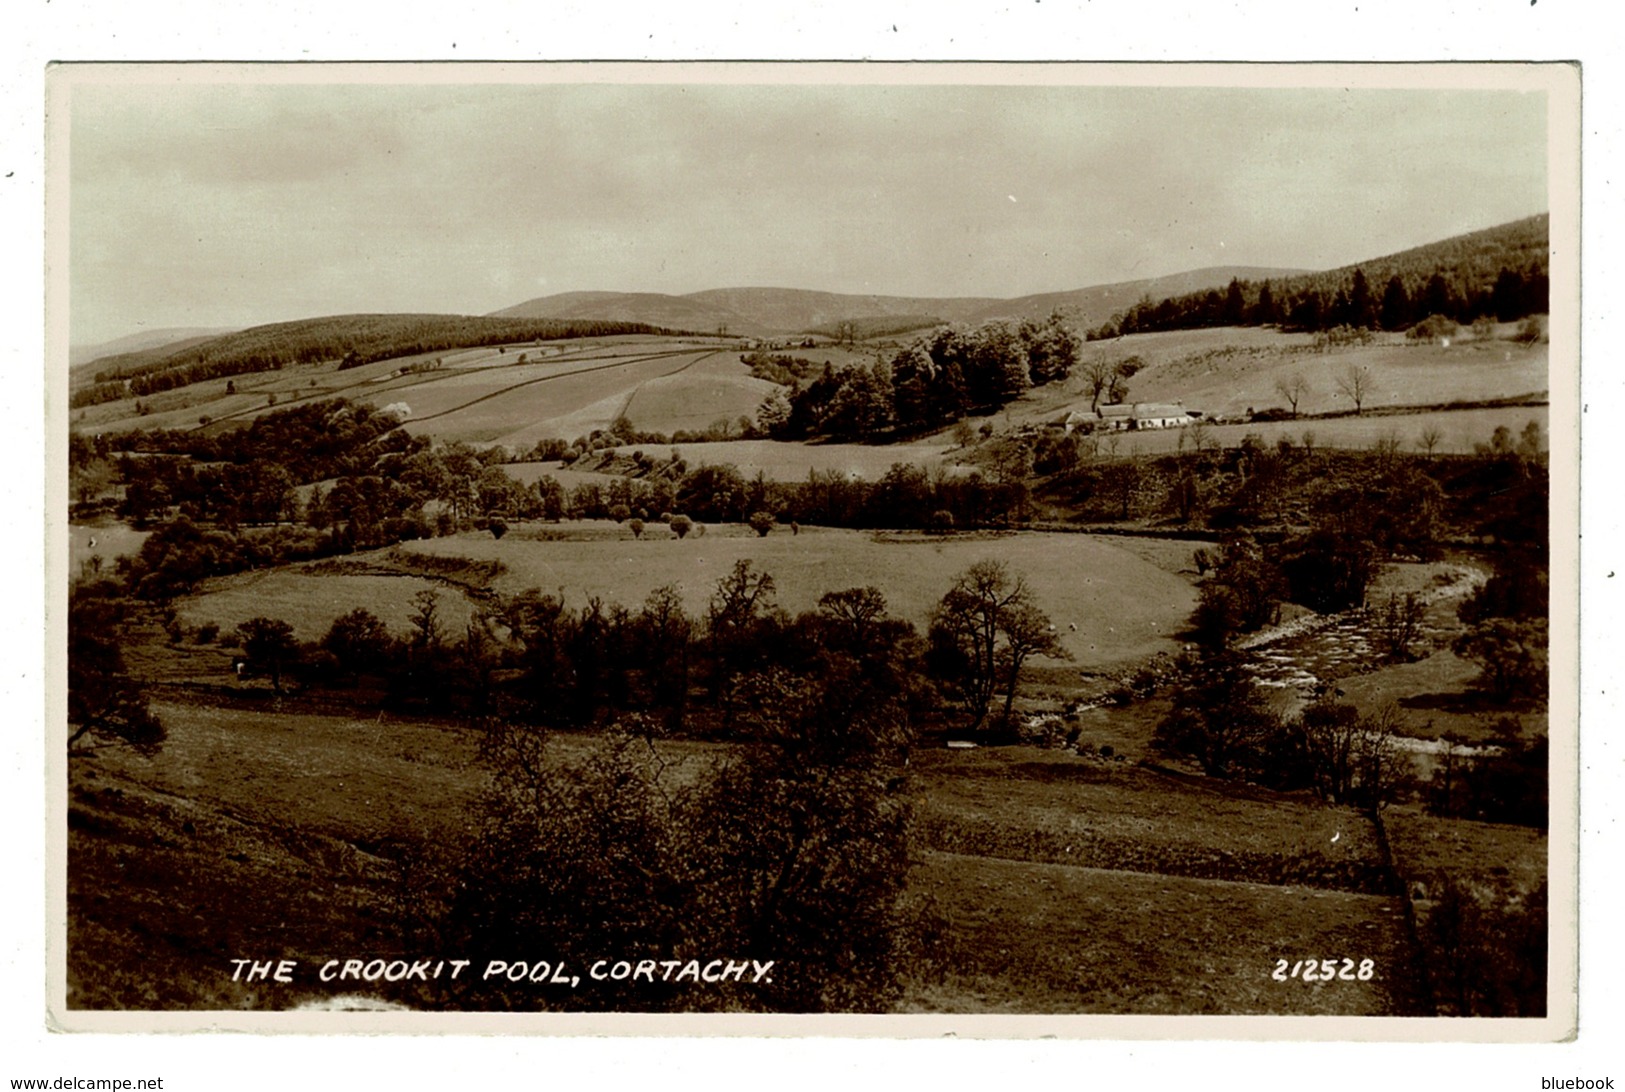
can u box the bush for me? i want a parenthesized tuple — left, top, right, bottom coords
(1407, 314, 1459, 342)
(669, 515, 693, 539)
(195, 622, 220, 645)
(488, 519, 508, 540)
(1513, 315, 1545, 344)
(748, 511, 776, 538)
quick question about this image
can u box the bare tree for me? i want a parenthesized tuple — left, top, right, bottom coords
(1336, 363, 1373, 415)
(1418, 425, 1444, 457)
(1274, 373, 1310, 418)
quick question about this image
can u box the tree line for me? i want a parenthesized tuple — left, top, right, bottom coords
(1091, 263, 1549, 340)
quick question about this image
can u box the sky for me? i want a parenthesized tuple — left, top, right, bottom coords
(60, 69, 1551, 348)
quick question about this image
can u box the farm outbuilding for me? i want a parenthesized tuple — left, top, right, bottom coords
(1062, 402, 1197, 433)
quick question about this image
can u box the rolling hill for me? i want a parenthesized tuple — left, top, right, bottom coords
(69, 326, 242, 369)
(493, 268, 1305, 338)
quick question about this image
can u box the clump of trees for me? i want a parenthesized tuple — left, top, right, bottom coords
(1152, 656, 1406, 811)
(762, 313, 1080, 442)
(1088, 216, 1549, 340)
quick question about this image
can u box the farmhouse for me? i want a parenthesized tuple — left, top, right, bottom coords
(1061, 402, 1197, 433)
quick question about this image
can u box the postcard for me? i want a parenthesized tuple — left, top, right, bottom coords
(45, 61, 1579, 1039)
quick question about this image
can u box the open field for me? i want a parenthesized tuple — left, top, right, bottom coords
(912, 745, 1389, 891)
(175, 569, 482, 644)
(1072, 404, 1549, 459)
(1335, 647, 1547, 743)
(70, 521, 151, 571)
(904, 851, 1412, 1014)
(167, 524, 1196, 674)
(71, 335, 744, 444)
(393, 524, 1198, 671)
(1383, 805, 1548, 897)
(1068, 324, 1547, 419)
(69, 692, 1420, 1014)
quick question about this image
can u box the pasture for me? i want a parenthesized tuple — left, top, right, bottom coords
(1068, 324, 1547, 418)
(1073, 404, 1548, 459)
(912, 745, 1388, 890)
(69, 692, 1417, 1014)
(70, 521, 150, 571)
(393, 523, 1199, 671)
(175, 569, 480, 643)
(904, 851, 1411, 1015)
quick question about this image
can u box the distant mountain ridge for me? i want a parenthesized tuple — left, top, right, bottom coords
(491, 267, 1305, 336)
(70, 326, 242, 370)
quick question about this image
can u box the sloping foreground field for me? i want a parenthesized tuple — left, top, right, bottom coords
(912, 748, 1389, 892)
(904, 852, 1412, 1015)
(69, 698, 1416, 1014)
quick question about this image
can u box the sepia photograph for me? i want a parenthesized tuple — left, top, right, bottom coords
(45, 61, 1578, 1037)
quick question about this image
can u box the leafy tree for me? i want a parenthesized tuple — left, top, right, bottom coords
(1407, 313, 1459, 343)
(1294, 700, 1407, 810)
(236, 616, 301, 693)
(1374, 592, 1426, 662)
(705, 560, 778, 715)
(1454, 618, 1548, 707)
(1019, 311, 1081, 385)
(748, 510, 776, 538)
(321, 607, 394, 683)
(1190, 535, 1286, 647)
(1081, 357, 1117, 412)
(993, 600, 1068, 727)
(669, 514, 693, 539)
(1277, 527, 1381, 614)
(68, 587, 165, 755)
(1152, 650, 1283, 778)
(677, 465, 747, 523)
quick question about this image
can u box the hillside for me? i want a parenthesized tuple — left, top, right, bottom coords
(1097, 214, 1550, 338)
(69, 313, 691, 410)
(962, 267, 1307, 328)
(489, 291, 773, 337)
(69, 326, 241, 369)
(493, 268, 1303, 338)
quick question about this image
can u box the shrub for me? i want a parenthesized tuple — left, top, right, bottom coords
(1407, 314, 1459, 342)
(195, 622, 220, 645)
(748, 511, 775, 538)
(1513, 315, 1545, 344)
(669, 515, 693, 539)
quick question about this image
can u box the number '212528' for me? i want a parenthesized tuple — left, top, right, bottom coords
(1272, 958, 1375, 982)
